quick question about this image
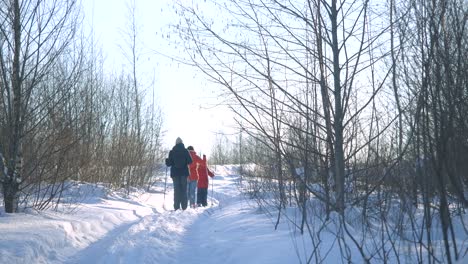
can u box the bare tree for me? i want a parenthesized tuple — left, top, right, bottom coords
(99, 0, 165, 192)
(0, 0, 84, 213)
(0, 0, 165, 213)
(396, 0, 468, 262)
(171, 0, 467, 262)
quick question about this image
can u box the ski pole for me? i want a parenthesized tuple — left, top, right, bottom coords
(211, 168, 214, 206)
(163, 166, 168, 210)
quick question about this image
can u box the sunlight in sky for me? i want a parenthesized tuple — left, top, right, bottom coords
(81, 0, 236, 156)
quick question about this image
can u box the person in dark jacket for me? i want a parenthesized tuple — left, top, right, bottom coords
(165, 137, 192, 210)
(197, 154, 214, 207)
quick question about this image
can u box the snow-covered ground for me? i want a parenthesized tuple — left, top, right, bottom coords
(1, 165, 467, 263)
(0, 165, 306, 263)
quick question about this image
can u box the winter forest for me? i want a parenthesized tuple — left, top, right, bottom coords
(1, 0, 467, 263)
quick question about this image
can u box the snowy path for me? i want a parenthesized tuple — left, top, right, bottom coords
(54, 196, 204, 263)
(62, 166, 256, 264)
(62, 166, 294, 264)
(148, 168, 294, 264)
(63, 199, 224, 263)
(2, 165, 467, 263)
(172, 200, 294, 264)
(1, 166, 300, 264)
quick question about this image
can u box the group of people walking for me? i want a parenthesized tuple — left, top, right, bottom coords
(165, 137, 214, 210)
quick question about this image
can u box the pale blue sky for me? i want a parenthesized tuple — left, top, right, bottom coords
(82, 0, 235, 156)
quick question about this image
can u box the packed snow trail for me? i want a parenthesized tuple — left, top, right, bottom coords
(62, 165, 290, 264)
(0, 165, 301, 264)
(2, 165, 467, 263)
(62, 183, 225, 263)
(65, 208, 203, 264)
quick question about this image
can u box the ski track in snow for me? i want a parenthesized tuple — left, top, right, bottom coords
(4, 164, 465, 263)
(64, 170, 243, 264)
(1, 165, 303, 264)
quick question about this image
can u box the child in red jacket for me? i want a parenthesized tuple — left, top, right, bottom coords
(187, 146, 203, 208)
(197, 154, 214, 207)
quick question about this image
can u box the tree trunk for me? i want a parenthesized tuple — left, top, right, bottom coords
(3, 0, 23, 214)
(330, 0, 345, 215)
(3, 181, 19, 213)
